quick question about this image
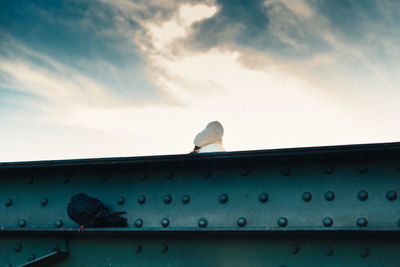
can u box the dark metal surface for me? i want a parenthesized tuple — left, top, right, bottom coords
(1, 142, 400, 266)
(2, 236, 400, 267)
(1, 142, 400, 231)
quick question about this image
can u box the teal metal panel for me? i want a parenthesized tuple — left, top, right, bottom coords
(1, 142, 400, 266)
(2, 235, 400, 267)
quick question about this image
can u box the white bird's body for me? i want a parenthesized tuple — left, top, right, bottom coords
(197, 143, 225, 153)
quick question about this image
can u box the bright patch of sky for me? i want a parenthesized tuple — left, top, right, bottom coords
(1, 0, 400, 162)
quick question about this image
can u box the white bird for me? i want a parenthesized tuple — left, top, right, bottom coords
(191, 121, 225, 153)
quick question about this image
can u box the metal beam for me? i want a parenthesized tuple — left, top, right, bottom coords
(1, 142, 400, 266)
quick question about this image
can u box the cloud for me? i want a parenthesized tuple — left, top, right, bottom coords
(1, 0, 400, 162)
(63, 1, 400, 156)
(0, 42, 120, 110)
(142, 3, 218, 52)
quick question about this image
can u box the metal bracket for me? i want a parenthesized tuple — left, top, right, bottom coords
(9, 239, 69, 267)
(17, 250, 69, 267)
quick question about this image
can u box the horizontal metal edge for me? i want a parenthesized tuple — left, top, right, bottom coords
(2, 229, 400, 239)
(1, 141, 400, 169)
(1, 226, 400, 233)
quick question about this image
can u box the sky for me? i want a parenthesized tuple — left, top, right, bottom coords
(1, 0, 400, 162)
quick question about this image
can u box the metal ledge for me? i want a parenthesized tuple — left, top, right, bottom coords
(1, 141, 400, 170)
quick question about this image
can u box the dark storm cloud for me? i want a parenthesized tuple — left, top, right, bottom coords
(0, 0, 164, 105)
(190, 0, 269, 48)
(0, 0, 137, 64)
(187, 0, 400, 61)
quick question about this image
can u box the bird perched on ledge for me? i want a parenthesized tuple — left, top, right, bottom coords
(191, 121, 225, 153)
(67, 193, 128, 231)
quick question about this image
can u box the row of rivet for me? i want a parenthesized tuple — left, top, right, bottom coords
(19, 163, 376, 184)
(136, 163, 372, 178)
(285, 245, 370, 258)
(11, 241, 371, 258)
(120, 190, 395, 204)
(132, 216, 386, 228)
(132, 244, 370, 257)
(17, 219, 64, 228)
(3, 190, 398, 207)
(302, 190, 398, 202)
(13, 216, 385, 228)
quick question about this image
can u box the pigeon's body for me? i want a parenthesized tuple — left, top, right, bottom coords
(67, 193, 127, 228)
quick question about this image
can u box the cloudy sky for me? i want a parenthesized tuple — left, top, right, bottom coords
(1, 0, 400, 162)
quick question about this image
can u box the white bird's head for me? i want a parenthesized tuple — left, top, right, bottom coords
(193, 121, 224, 152)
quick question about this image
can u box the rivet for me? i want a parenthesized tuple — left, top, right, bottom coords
(161, 218, 169, 227)
(15, 243, 22, 252)
(258, 193, 269, 203)
(117, 196, 126, 205)
(325, 191, 335, 201)
(219, 193, 228, 204)
(40, 197, 48, 206)
(5, 198, 13, 207)
(357, 190, 368, 201)
(135, 218, 143, 228)
(278, 217, 288, 227)
(322, 217, 333, 227)
(166, 171, 174, 179)
(18, 219, 26, 228)
(358, 163, 368, 174)
(161, 244, 168, 254)
(302, 192, 312, 202)
(198, 218, 208, 228)
(136, 244, 142, 253)
(28, 253, 36, 261)
(237, 217, 247, 227)
(181, 195, 190, 204)
(138, 195, 146, 204)
(359, 248, 369, 258)
(203, 170, 211, 179)
(357, 217, 368, 227)
(55, 220, 63, 228)
(324, 246, 334, 256)
(163, 194, 172, 204)
(386, 190, 397, 201)
(325, 166, 334, 175)
(281, 166, 291, 176)
(27, 176, 34, 184)
(240, 167, 250, 177)
(288, 244, 299, 254)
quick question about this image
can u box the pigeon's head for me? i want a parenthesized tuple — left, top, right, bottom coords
(194, 121, 224, 148)
(71, 193, 89, 202)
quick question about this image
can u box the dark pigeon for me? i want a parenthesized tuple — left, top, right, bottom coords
(67, 193, 128, 229)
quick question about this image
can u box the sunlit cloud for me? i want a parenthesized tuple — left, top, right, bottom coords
(65, 1, 400, 155)
(1, 0, 400, 162)
(144, 4, 218, 51)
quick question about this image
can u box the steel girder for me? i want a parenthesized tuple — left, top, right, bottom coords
(1, 142, 400, 266)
